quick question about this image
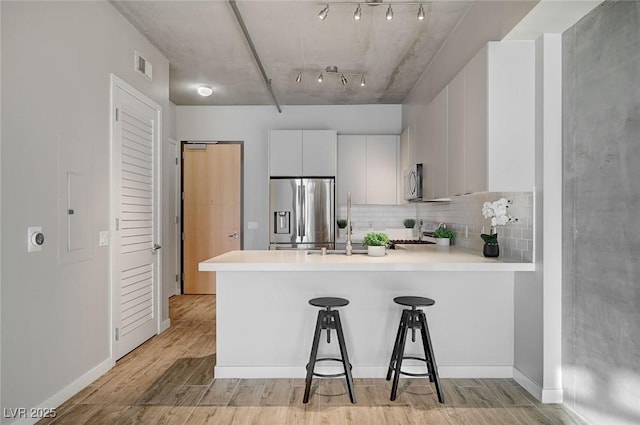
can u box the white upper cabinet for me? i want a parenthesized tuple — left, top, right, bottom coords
(337, 134, 398, 205)
(485, 42, 535, 192)
(269, 130, 337, 176)
(366, 135, 398, 205)
(464, 46, 489, 194)
(447, 69, 466, 197)
(337, 135, 367, 205)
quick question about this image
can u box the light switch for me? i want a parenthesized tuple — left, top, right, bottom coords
(99, 231, 110, 247)
(248, 221, 259, 230)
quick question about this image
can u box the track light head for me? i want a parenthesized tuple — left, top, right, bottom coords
(417, 4, 425, 20)
(341, 74, 348, 86)
(385, 5, 393, 20)
(318, 72, 324, 83)
(360, 75, 366, 87)
(296, 72, 302, 83)
(318, 5, 329, 20)
(354, 4, 362, 20)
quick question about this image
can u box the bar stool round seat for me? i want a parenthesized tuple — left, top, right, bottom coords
(303, 297, 356, 404)
(309, 297, 349, 308)
(386, 295, 444, 404)
(393, 296, 435, 308)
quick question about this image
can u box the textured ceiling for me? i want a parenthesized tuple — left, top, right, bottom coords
(111, 0, 471, 106)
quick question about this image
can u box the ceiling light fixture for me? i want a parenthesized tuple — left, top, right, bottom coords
(197, 85, 213, 97)
(318, 5, 329, 20)
(297, 66, 366, 88)
(317, 2, 428, 22)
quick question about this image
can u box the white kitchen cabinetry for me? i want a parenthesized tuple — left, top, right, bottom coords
(447, 69, 466, 197)
(337, 135, 398, 205)
(269, 130, 337, 176)
(336, 135, 366, 205)
(450, 42, 535, 195)
(415, 87, 448, 200)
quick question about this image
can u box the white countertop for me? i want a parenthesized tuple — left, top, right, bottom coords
(199, 246, 534, 272)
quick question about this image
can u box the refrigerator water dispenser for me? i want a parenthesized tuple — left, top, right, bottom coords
(274, 211, 290, 234)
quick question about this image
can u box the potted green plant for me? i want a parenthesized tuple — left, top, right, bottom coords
(362, 232, 389, 257)
(433, 227, 456, 247)
(402, 218, 416, 229)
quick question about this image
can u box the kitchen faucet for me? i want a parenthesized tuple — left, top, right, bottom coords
(345, 192, 352, 256)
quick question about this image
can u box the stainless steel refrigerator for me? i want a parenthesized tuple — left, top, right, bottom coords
(269, 178, 335, 250)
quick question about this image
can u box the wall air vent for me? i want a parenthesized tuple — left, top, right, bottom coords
(135, 51, 152, 80)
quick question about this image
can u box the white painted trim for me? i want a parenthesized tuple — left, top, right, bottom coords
(513, 367, 542, 401)
(214, 365, 514, 379)
(12, 358, 112, 425)
(513, 367, 561, 403)
(160, 318, 171, 333)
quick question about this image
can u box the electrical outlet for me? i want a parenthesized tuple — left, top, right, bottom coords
(99, 231, 110, 247)
(248, 221, 258, 230)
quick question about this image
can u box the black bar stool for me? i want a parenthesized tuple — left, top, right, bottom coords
(386, 296, 444, 403)
(303, 297, 356, 404)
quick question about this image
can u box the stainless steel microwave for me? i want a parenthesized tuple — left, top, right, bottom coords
(403, 163, 423, 201)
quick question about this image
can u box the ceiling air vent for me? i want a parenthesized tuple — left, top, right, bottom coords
(135, 51, 152, 80)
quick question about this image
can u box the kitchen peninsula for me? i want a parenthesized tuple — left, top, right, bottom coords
(200, 247, 533, 380)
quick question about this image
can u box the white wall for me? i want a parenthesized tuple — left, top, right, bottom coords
(1, 2, 170, 421)
(177, 105, 402, 249)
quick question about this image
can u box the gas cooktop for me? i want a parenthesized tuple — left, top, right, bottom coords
(388, 239, 435, 249)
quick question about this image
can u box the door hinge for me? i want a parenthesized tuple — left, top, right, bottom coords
(175, 157, 178, 165)
(115, 108, 119, 122)
(175, 274, 179, 282)
(182, 272, 185, 281)
(181, 192, 184, 201)
(115, 328, 120, 341)
(175, 215, 179, 224)
(115, 218, 120, 231)
(181, 232, 185, 241)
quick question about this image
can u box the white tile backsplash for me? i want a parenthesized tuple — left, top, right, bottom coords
(338, 192, 534, 262)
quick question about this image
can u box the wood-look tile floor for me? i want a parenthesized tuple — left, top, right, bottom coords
(39, 295, 588, 425)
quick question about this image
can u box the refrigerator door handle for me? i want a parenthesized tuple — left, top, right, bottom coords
(297, 184, 302, 238)
(300, 185, 306, 237)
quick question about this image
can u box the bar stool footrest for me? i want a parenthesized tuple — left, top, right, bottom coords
(391, 356, 432, 377)
(306, 357, 353, 378)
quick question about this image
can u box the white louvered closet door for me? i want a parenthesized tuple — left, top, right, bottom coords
(111, 77, 161, 360)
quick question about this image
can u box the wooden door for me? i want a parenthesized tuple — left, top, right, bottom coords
(183, 143, 241, 294)
(111, 76, 161, 360)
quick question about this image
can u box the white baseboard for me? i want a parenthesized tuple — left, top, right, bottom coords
(512, 368, 563, 403)
(160, 318, 171, 333)
(214, 365, 514, 379)
(12, 358, 112, 425)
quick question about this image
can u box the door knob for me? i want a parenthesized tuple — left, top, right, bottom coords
(152, 243, 162, 253)
(228, 231, 239, 239)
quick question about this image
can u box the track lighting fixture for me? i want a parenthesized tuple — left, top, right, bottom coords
(318, 5, 329, 20)
(317, 2, 428, 22)
(296, 66, 366, 88)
